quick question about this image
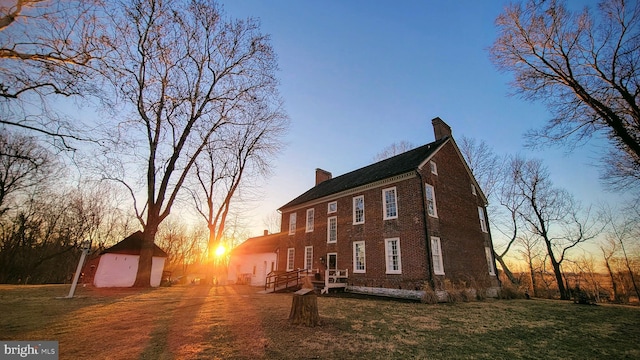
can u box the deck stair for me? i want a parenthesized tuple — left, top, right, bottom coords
(320, 269, 348, 294)
(264, 269, 314, 293)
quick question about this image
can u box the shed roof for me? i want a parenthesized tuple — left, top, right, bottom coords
(279, 136, 449, 210)
(101, 231, 168, 257)
(230, 232, 282, 255)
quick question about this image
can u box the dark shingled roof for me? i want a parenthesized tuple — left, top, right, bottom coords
(101, 231, 168, 257)
(230, 232, 282, 255)
(279, 136, 449, 210)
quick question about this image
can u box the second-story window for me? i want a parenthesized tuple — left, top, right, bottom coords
(328, 201, 337, 213)
(288, 213, 296, 235)
(430, 160, 438, 175)
(353, 195, 365, 224)
(478, 206, 488, 233)
(383, 187, 398, 220)
(425, 184, 438, 218)
(306, 208, 314, 232)
(327, 216, 337, 243)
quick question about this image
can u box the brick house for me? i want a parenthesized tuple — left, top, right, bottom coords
(274, 117, 499, 297)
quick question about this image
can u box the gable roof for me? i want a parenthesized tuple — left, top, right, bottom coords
(279, 136, 449, 210)
(101, 231, 168, 257)
(230, 232, 282, 255)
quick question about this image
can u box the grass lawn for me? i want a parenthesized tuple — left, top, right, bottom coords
(0, 284, 638, 359)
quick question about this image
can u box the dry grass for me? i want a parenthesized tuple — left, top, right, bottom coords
(1, 284, 639, 359)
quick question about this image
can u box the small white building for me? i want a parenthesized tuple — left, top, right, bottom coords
(92, 231, 168, 288)
(227, 232, 280, 287)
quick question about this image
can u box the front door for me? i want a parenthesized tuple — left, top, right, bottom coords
(327, 253, 337, 271)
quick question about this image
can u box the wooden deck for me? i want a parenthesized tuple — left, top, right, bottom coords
(319, 269, 348, 294)
(263, 269, 349, 294)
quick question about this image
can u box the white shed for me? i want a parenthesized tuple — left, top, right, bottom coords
(93, 231, 168, 288)
(227, 232, 281, 287)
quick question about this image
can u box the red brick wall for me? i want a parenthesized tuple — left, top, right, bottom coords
(278, 139, 498, 291)
(423, 141, 497, 289)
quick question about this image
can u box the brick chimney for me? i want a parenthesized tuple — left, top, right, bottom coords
(315, 168, 332, 185)
(432, 117, 452, 140)
(263, 230, 269, 236)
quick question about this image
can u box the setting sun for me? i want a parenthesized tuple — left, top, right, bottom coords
(214, 244, 226, 258)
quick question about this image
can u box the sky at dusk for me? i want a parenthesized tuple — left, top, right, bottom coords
(217, 0, 621, 238)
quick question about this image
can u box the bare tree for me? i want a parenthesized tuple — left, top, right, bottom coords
(372, 141, 415, 162)
(190, 102, 286, 264)
(491, 0, 640, 189)
(517, 232, 544, 296)
(459, 136, 500, 199)
(489, 157, 527, 286)
(512, 156, 600, 299)
(0, 130, 55, 214)
(262, 210, 281, 235)
(0, 0, 106, 147)
(98, 0, 285, 287)
(601, 203, 640, 301)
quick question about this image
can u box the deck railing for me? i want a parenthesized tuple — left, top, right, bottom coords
(265, 268, 316, 293)
(321, 269, 349, 294)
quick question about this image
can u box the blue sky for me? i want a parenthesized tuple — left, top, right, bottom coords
(218, 1, 618, 237)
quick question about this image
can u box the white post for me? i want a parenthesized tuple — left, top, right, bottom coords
(66, 240, 91, 299)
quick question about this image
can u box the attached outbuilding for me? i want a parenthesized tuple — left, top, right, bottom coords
(227, 231, 281, 287)
(92, 231, 168, 288)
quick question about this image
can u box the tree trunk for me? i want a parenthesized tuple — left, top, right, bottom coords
(604, 257, 619, 302)
(289, 289, 319, 327)
(550, 254, 568, 300)
(133, 228, 156, 288)
(495, 255, 519, 285)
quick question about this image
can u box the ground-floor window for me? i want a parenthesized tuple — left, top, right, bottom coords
(385, 238, 402, 274)
(431, 237, 444, 275)
(485, 247, 495, 275)
(353, 241, 366, 273)
(287, 248, 295, 271)
(305, 246, 313, 270)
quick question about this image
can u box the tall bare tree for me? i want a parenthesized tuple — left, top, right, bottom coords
(491, 0, 640, 189)
(0, 0, 106, 147)
(190, 102, 286, 264)
(512, 156, 600, 299)
(98, 0, 284, 287)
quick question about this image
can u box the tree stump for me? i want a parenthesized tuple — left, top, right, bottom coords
(289, 288, 320, 326)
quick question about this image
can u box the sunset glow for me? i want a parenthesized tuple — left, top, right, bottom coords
(214, 244, 226, 258)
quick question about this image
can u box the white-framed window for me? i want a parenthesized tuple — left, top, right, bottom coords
(471, 184, 477, 196)
(327, 216, 337, 243)
(288, 213, 296, 235)
(287, 248, 295, 271)
(485, 247, 495, 275)
(431, 237, 444, 275)
(353, 195, 365, 224)
(305, 246, 313, 270)
(328, 201, 337, 214)
(430, 160, 438, 175)
(385, 238, 402, 274)
(383, 187, 398, 220)
(353, 241, 366, 273)
(425, 184, 438, 218)
(306, 208, 314, 233)
(478, 206, 488, 233)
